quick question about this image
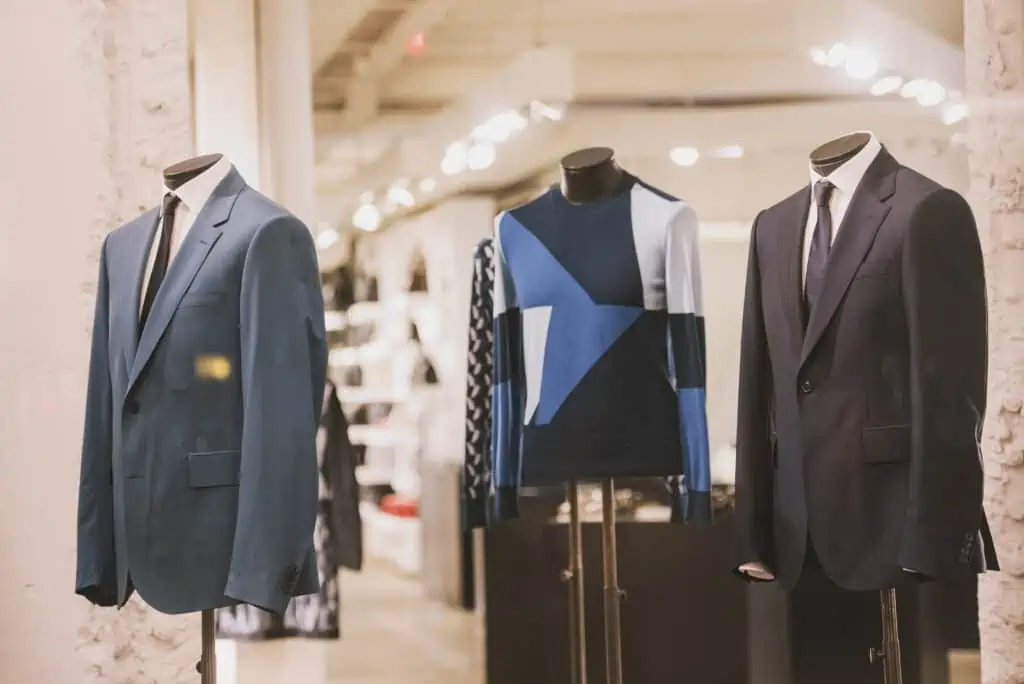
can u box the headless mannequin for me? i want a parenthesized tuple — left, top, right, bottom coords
(808, 132, 871, 177)
(159, 148, 224, 684)
(559, 147, 627, 203)
(163, 152, 223, 190)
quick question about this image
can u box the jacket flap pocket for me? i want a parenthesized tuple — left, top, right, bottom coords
(188, 450, 241, 488)
(180, 289, 224, 308)
(862, 425, 910, 464)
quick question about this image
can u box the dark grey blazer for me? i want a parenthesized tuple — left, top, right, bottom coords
(734, 148, 998, 591)
(76, 167, 327, 615)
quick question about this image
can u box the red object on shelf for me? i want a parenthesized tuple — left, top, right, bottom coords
(380, 494, 419, 518)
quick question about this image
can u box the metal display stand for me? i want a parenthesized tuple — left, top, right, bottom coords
(561, 479, 625, 684)
(868, 588, 903, 684)
(198, 609, 216, 684)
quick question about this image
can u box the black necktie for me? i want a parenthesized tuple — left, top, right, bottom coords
(804, 180, 835, 316)
(140, 193, 181, 331)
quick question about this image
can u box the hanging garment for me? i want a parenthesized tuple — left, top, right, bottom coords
(462, 238, 494, 529)
(216, 380, 363, 640)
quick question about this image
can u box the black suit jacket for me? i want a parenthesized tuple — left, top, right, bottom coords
(734, 148, 999, 591)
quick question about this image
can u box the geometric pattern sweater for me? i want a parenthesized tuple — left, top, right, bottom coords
(491, 175, 711, 523)
(462, 237, 494, 529)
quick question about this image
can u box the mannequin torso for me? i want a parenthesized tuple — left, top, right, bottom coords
(559, 147, 627, 203)
(163, 153, 223, 191)
(808, 132, 872, 177)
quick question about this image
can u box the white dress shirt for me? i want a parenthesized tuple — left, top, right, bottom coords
(140, 154, 233, 318)
(739, 133, 882, 582)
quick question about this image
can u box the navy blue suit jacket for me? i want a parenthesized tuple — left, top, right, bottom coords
(76, 168, 327, 615)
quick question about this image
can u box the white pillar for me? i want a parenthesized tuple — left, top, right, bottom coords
(191, 0, 262, 188)
(0, 1, 199, 682)
(258, 0, 319, 226)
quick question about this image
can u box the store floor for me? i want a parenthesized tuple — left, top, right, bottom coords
(225, 561, 484, 684)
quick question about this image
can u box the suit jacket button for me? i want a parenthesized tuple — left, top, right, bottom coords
(799, 380, 814, 394)
(125, 399, 140, 415)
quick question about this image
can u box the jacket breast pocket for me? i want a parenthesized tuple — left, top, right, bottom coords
(853, 258, 893, 280)
(187, 450, 241, 488)
(179, 289, 225, 308)
(862, 424, 910, 464)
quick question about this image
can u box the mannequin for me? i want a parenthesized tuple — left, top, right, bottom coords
(163, 152, 223, 190)
(808, 132, 871, 176)
(559, 147, 627, 203)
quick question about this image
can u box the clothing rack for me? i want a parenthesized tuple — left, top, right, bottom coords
(563, 479, 625, 684)
(869, 588, 903, 684)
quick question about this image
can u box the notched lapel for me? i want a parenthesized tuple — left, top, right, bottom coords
(127, 170, 246, 394)
(774, 188, 811, 358)
(800, 151, 899, 367)
(122, 209, 160, 371)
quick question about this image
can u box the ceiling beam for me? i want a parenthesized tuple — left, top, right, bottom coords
(341, 0, 467, 130)
(310, 0, 379, 73)
(378, 53, 863, 102)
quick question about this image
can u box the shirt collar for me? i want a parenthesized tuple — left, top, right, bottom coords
(808, 132, 882, 196)
(162, 154, 233, 212)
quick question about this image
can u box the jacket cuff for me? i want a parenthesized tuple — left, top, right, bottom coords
(224, 571, 289, 615)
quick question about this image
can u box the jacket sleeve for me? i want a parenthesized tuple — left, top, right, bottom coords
(76, 235, 118, 606)
(733, 211, 777, 572)
(665, 204, 712, 523)
(226, 215, 327, 614)
(899, 188, 988, 577)
(490, 215, 524, 522)
(325, 384, 363, 572)
(463, 238, 494, 529)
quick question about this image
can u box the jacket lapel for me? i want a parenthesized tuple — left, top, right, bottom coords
(775, 187, 811, 360)
(127, 169, 245, 394)
(122, 208, 160, 371)
(799, 149, 898, 367)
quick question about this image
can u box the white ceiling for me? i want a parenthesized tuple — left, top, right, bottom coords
(307, 0, 967, 235)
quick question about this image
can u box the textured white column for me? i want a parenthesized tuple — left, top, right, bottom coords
(191, 0, 262, 188)
(0, 1, 200, 682)
(258, 0, 318, 226)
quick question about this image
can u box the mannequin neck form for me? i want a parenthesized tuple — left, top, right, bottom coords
(559, 147, 626, 204)
(809, 132, 873, 177)
(163, 153, 223, 191)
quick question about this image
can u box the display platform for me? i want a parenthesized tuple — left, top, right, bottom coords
(483, 512, 979, 684)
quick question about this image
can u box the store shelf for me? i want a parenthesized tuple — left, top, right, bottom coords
(348, 424, 419, 447)
(345, 292, 432, 325)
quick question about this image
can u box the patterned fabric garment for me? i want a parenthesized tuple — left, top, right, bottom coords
(462, 238, 495, 529)
(216, 380, 363, 640)
(492, 175, 711, 523)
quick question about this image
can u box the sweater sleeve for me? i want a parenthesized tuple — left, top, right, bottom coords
(665, 204, 712, 523)
(462, 238, 495, 529)
(490, 214, 524, 522)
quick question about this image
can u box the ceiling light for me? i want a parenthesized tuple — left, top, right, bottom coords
(825, 43, 849, 67)
(466, 142, 496, 171)
(915, 80, 946, 107)
(352, 203, 381, 232)
(441, 140, 468, 176)
(441, 154, 465, 176)
(712, 145, 744, 160)
(386, 184, 414, 208)
(809, 46, 830, 66)
(315, 229, 339, 250)
(870, 75, 903, 96)
(472, 110, 528, 144)
(530, 100, 565, 122)
(419, 177, 436, 193)
(669, 146, 700, 167)
(941, 102, 968, 125)
(844, 49, 878, 80)
(899, 78, 926, 99)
